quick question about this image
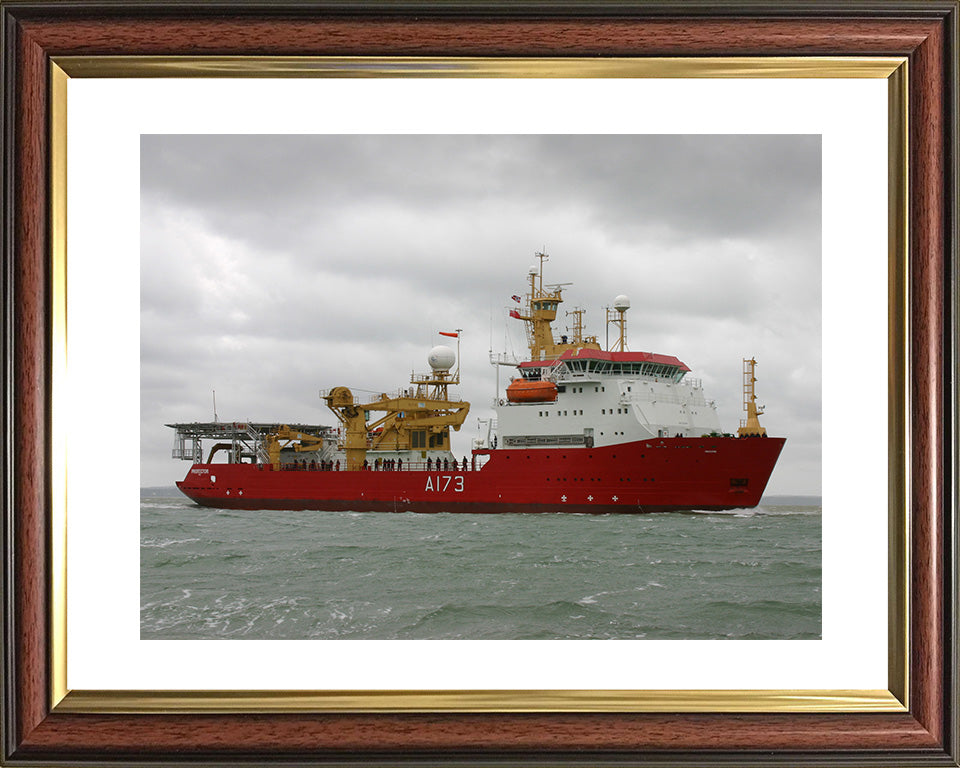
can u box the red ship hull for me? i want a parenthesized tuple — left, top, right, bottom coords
(176, 436, 786, 513)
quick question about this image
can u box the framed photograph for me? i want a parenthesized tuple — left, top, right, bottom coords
(2, 2, 957, 765)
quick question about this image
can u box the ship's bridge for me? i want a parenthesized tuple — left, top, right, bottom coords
(518, 349, 691, 383)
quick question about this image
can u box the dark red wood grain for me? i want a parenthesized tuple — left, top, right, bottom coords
(13, 23, 50, 751)
(13, 711, 942, 754)
(16, 16, 944, 57)
(908, 15, 946, 747)
(4, 6, 955, 763)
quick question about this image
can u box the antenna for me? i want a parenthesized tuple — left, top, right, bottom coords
(212, 389, 218, 423)
(535, 250, 549, 294)
(489, 301, 493, 352)
(455, 328, 462, 382)
(606, 295, 630, 352)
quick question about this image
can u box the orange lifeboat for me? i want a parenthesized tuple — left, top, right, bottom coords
(506, 379, 558, 403)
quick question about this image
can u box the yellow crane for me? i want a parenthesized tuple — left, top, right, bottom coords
(262, 426, 327, 468)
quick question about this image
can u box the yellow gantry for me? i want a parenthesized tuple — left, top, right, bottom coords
(324, 381, 470, 471)
(263, 426, 327, 469)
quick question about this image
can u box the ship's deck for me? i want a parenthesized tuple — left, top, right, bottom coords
(166, 421, 333, 440)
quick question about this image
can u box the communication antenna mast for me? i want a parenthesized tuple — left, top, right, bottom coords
(455, 328, 462, 381)
(606, 295, 630, 352)
(212, 389, 218, 423)
(566, 306, 586, 345)
(535, 250, 549, 294)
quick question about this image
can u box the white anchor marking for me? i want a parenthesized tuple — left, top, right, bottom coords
(612, 495, 619, 502)
(587, 495, 594, 501)
(561, 495, 567, 502)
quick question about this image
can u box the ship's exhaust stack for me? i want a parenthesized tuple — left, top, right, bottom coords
(737, 357, 768, 437)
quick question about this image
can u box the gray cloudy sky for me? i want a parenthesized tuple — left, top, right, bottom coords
(141, 134, 821, 494)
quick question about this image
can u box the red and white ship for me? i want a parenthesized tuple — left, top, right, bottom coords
(170, 253, 785, 513)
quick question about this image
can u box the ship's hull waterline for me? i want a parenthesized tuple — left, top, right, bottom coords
(177, 436, 786, 513)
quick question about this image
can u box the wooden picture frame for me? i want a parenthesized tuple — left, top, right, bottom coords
(2, 2, 957, 765)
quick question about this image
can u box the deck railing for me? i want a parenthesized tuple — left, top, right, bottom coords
(276, 457, 486, 472)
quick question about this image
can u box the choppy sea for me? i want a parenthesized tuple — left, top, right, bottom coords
(140, 494, 820, 640)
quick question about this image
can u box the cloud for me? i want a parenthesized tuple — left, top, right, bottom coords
(141, 134, 821, 494)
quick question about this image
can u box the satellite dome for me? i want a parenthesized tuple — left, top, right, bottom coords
(528, 265, 539, 276)
(613, 294, 631, 310)
(428, 345, 456, 371)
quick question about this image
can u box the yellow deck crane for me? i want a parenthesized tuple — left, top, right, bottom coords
(323, 348, 470, 470)
(263, 426, 327, 469)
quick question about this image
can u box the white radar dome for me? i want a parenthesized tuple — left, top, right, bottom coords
(613, 294, 631, 310)
(428, 345, 456, 371)
(528, 265, 539, 276)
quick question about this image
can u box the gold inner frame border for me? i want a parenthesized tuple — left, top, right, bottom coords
(48, 55, 909, 714)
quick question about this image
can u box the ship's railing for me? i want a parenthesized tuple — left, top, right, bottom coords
(550, 368, 590, 382)
(489, 351, 522, 367)
(320, 387, 466, 405)
(171, 434, 203, 462)
(274, 456, 488, 472)
(243, 423, 272, 465)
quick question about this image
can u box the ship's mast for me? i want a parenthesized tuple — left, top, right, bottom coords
(737, 357, 768, 437)
(566, 306, 587, 346)
(515, 251, 600, 361)
(605, 295, 630, 352)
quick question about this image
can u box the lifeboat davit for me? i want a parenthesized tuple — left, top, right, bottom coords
(506, 379, 558, 403)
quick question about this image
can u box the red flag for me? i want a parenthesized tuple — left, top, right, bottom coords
(511, 295, 522, 303)
(509, 309, 522, 319)
(439, 331, 459, 338)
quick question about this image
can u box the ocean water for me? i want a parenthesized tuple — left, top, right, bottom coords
(141, 495, 820, 640)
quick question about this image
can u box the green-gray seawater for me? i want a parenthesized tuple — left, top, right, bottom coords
(141, 495, 820, 640)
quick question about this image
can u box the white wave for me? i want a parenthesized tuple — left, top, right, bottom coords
(141, 537, 201, 548)
(688, 507, 757, 517)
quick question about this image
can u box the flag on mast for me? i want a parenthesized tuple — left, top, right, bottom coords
(439, 331, 459, 338)
(511, 295, 522, 303)
(509, 309, 522, 319)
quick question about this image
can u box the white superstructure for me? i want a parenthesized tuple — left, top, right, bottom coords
(493, 351, 722, 449)
(487, 253, 724, 451)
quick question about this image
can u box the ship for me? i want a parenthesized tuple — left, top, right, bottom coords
(169, 252, 785, 513)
